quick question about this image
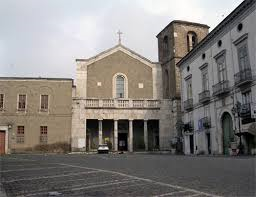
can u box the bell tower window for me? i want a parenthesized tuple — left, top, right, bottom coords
(187, 32, 198, 52)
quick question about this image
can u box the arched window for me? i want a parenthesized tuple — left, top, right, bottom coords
(116, 75, 125, 98)
(163, 35, 169, 57)
(187, 32, 198, 52)
(113, 73, 128, 98)
(165, 70, 169, 98)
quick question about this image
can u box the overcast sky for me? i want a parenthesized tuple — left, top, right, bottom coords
(0, 0, 243, 78)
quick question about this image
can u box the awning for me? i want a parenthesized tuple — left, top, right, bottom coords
(235, 123, 256, 136)
(235, 131, 254, 137)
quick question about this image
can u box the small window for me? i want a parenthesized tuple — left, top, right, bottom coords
(187, 66, 190, 72)
(18, 94, 26, 111)
(202, 53, 206, 60)
(17, 126, 25, 144)
(40, 95, 49, 111)
(186, 78, 193, 99)
(0, 94, 4, 111)
(40, 126, 48, 144)
(116, 75, 125, 98)
(237, 23, 243, 32)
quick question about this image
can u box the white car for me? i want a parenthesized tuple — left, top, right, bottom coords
(97, 144, 109, 154)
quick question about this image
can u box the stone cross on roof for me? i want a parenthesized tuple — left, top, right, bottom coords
(117, 30, 123, 44)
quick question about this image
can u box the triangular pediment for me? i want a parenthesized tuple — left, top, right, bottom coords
(76, 44, 159, 68)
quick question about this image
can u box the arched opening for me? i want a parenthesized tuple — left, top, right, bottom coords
(163, 35, 169, 57)
(165, 69, 169, 98)
(187, 32, 198, 52)
(221, 112, 234, 155)
(116, 75, 125, 98)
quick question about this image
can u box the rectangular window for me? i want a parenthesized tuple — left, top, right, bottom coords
(237, 43, 250, 71)
(186, 78, 192, 99)
(0, 94, 4, 110)
(216, 55, 227, 82)
(17, 126, 25, 143)
(40, 95, 49, 111)
(40, 126, 48, 144)
(201, 68, 209, 91)
(18, 94, 26, 111)
(204, 105, 210, 117)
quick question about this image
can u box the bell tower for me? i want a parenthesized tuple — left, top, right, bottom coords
(157, 20, 209, 99)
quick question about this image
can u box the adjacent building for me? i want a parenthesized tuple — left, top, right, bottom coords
(0, 77, 73, 154)
(177, 0, 256, 155)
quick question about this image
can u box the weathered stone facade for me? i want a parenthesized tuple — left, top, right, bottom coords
(156, 21, 209, 144)
(157, 20, 209, 99)
(0, 78, 73, 153)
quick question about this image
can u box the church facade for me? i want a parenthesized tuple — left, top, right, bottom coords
(71, 45, 173, 152)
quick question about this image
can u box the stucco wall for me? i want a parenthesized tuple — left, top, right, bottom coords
(0, 79, 73, 151)
(86, 51, 153, 99)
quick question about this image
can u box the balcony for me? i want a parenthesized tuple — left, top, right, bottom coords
(184, 121, 194, 132)
(199, 117, 211, 130)
(184, 98, 193, 111)
(84, 98, 160, 109)
(234, 68, 253, 87)
(212, 80, 230, 96)
(199, 90, 210, 104)
(240, 103, 251, 118)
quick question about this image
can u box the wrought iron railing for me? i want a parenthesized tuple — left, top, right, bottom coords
(199, 117, 211, 129)
(184, 98, 193, 111)
(199, 90, 210, 103)
(212, 80, 230, 96)
(184, 121, 194, 132)
(234, 68, 252, 86)
(240, 103, 251, 117)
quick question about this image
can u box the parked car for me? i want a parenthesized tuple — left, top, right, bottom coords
(97, 144, 109, 154)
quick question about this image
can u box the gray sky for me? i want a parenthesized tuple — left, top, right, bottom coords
(0, 0, 243, 78)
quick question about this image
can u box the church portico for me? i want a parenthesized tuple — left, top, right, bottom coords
(84, 118, 159, 152)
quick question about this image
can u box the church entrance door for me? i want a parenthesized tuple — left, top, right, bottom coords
(118, 133, 127, 151)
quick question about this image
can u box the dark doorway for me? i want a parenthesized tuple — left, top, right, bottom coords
(118, 133, 128, 151)
(207, 133, 211, 154)
(189, 135, 194, 154)
(0, 130, 5, 155)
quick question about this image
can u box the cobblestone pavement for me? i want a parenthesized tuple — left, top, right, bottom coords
(0, 154, 255, 197)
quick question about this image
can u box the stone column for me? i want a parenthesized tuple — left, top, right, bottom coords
(84, 119, 87, 151)
(129, 119, 133, 152)
(114, 119, 118, 151)
(98, 119, 103, 145)
(144, 120, 148, 151)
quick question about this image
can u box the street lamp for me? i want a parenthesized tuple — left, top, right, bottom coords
(232, 101, 243, 155)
